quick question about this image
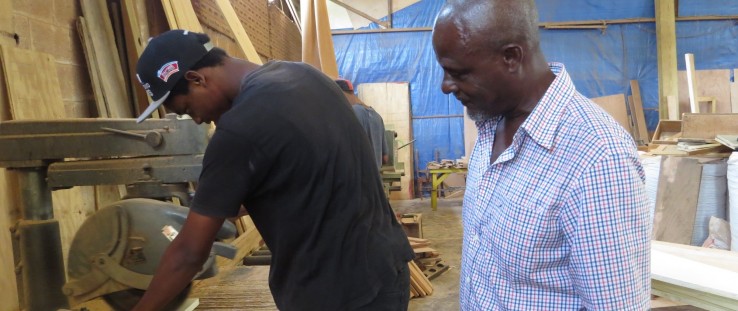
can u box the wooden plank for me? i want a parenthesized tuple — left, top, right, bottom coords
(682, 113, 738, 139)
(301, 0, 339, 78)
(0, 44, 9, 122)
(685, 53, 699, 113)
(77, 17, 108, 118)
(666, 95, 679, 119)
(0, 5, 24, 304)
(80, 0, 132, 118)
(649, 144, 727, 156)
(169, 0, 203, 32)
(678, 69, 732, 114)
(0, 0, 12, 46)
(121, 0, 151, 116)
(160, 0, 178, 29)
(591, 94, 632, 136)
(358, 82, 414, 200)
(409, 260, 433, 295)
(216, 216, 263, 268)
(652, 157, 702, 245)
(630, 80, 650, 144)
(655, 0, 679, 120)
(0, 46, 66, 120)
(52, 187, 97, 270)
(651, 241, 738, 309)
(214, 0, 262, 64)
(191, 266, 277, 309)
(653, 240, 738, 271)
(627, 94, 638, 139)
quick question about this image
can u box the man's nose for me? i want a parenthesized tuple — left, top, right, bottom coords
(441, 76, 457, 95)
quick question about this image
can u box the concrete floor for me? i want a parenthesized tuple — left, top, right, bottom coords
(189, 196, 701, 311)
(392, 197, 463, 311)
(188, 197, 462, 311)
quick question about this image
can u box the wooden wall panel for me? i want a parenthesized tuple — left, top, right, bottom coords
(358, 82, 414, 200)
(80, 0, 132, 118)
(0, 46, 66, 119)
(591, 94, 632, 136)
(678, 69, 732, 114)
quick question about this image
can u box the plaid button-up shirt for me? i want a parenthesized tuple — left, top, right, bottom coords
(460, 63, 651, 310)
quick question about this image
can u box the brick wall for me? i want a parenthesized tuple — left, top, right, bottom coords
(11, 0, 94, 118)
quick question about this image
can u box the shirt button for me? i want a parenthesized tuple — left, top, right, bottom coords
(472, 233, 480, 242)
(465, 276, 471, 284)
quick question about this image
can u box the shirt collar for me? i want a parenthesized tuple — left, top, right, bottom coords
(518, 62, 575, 150)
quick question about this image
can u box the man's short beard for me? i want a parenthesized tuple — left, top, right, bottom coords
(467, 108, 496, 122)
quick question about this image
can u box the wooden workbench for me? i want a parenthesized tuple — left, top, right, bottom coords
(192, 265, 276, 310)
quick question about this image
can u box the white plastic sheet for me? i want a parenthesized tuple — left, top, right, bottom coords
(692, 160, 728, 246)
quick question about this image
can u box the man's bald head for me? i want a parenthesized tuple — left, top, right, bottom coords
(435, 0, 540, 54)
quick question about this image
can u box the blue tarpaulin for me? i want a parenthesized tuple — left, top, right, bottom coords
(333, 0, 738, 196)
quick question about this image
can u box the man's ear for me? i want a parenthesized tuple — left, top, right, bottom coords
(501, 44, 524, 73)
(184, 70, 205, 86)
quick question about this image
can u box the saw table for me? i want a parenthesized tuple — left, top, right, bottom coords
(0, 115, 212, 310)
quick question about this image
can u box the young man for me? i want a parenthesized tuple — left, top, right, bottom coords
(432, 0, 651, 310)
(335, 79, 390, 169)
(132, 29, 413, 311)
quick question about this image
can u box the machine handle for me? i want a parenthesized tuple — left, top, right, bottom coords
(100, 127, 163, 147)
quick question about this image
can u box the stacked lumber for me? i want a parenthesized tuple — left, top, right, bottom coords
(408, 260, 433, 298)
(407, 236, 450, 298)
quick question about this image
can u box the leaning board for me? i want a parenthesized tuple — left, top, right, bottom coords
(0, 46, 65, 120)
(652, 156, 702, 245)
(590, 93, 632, 137)
(358, 82, 414, 200)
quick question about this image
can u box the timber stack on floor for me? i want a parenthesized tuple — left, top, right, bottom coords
(399, 212, 450, 298)
(407, 236, 450, 299)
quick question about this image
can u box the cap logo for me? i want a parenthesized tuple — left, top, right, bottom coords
(157, 61, 179, 82)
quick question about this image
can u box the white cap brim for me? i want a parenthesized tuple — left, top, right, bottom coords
(136, 91, 170, 123)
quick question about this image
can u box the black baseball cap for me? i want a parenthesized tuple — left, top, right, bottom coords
(135, 29, 214, 123)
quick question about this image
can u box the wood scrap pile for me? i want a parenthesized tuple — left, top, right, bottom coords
(407, 236, 449, 298)
(427, 159, 466, 169)
(649, 114, 735, 156)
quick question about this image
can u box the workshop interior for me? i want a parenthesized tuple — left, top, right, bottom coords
(1, 0, 738, 310)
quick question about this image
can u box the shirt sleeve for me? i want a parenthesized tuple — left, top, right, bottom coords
(190, 128, 270, 218)
(565, 151, 651, 310)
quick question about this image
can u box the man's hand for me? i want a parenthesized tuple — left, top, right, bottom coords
(132, 211, 225, 311)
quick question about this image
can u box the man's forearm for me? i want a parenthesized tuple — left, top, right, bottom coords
(131, 237, 208, 310)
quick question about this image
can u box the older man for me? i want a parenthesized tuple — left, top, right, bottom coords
(432, 0, 651, 310)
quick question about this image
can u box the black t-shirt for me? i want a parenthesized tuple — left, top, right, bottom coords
(190, 61, 415, 310)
